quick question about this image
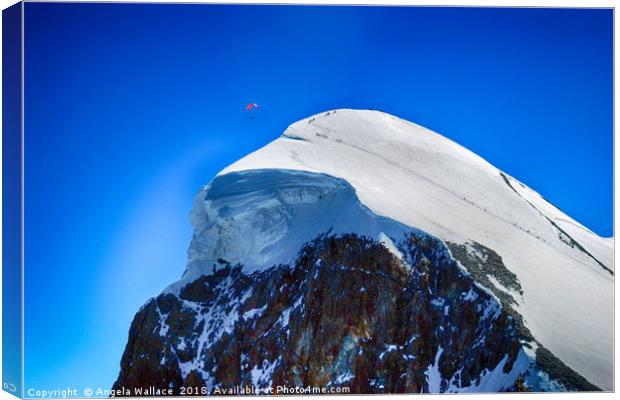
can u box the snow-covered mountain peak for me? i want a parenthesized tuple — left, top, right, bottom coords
(211, 109, 613, 390)
(120, 109, 613, 393)
(221, 109, 607, 254)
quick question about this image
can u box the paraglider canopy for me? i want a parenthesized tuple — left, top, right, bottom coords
(246, 103, 259, 111)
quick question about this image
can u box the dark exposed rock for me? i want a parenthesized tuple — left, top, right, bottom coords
(447, 240, 601, 392)
(113, 233, 534, 394)
(446, 241, 531, 341)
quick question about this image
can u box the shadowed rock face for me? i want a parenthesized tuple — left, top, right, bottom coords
(114, 233, 531, 394)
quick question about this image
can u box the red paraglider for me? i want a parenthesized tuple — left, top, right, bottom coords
(246, 103, 259, 111)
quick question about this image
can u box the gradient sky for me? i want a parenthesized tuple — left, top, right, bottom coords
(23, 3, 612, 393)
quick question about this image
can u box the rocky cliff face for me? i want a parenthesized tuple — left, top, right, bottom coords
(114, 232, 592, 393)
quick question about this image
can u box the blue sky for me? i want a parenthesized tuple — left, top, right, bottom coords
(23, 4, 612, 392)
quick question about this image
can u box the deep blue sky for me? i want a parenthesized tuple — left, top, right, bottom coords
(23, 3, 612, 393)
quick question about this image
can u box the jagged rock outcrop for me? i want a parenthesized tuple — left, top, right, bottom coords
(114, 234, 533, 393)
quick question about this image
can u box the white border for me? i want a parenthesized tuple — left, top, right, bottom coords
(0, 2, 615, 400)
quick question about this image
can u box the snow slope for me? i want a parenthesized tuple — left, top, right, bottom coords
(212, 109, 613, 390)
